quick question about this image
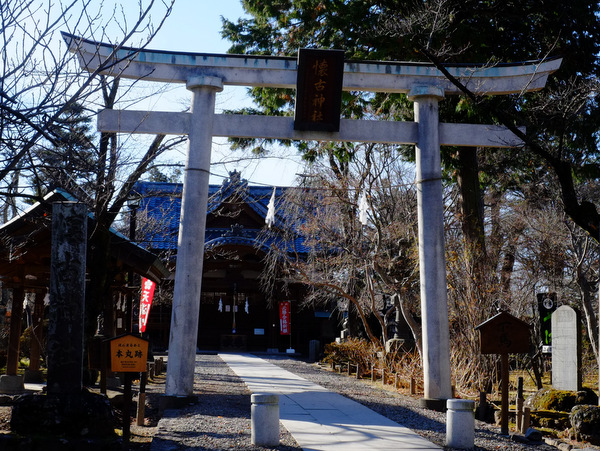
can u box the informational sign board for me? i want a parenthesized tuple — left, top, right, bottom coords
(279, 301, 291, 335)
(476, 311, 531, 436)
(476, 311, 531, 355)
(294, 48, 344, 132)
(109, 334, 149, 372)
(537, 292, 556, 347)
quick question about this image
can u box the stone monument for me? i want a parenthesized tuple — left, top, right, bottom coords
(551, 305, 581, 391)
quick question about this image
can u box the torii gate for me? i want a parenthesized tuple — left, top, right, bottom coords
(64, 33, 561, 406)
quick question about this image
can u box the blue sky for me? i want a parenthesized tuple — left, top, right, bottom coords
(119, 0, 304, 187)
(150, 0, 248, 54)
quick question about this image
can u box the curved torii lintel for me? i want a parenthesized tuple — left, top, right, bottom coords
(62, 32, 561, 95)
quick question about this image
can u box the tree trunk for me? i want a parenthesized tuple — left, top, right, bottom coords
(577, 268, 599, 361)
(28, 289, 45, 372)
(456, 147, 487, 283)
(394, 294, 423, 361)
(86, 225, 114, 339)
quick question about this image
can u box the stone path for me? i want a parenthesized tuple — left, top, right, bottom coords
(220, 353, 441, 450)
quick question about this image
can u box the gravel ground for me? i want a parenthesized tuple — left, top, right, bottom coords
(263, 355, 560, 451)
(149, 353, 596, 451)
(150, 354, 300, 451)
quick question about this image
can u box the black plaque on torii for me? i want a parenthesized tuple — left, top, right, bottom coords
(294, 48, 344, 132)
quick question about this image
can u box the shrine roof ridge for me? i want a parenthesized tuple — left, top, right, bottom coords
(63, 32, 562, 94)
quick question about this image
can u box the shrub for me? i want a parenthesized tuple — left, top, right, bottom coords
(526, 388, 598, 412)
(387, 349, 423, 389)
(322, 338, 378, 372)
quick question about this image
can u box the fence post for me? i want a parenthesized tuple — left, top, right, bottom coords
(521, 407, 531, 434)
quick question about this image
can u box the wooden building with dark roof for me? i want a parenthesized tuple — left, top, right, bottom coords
(0, 189, 170, 389)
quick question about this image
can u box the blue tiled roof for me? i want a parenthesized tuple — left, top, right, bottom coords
(133, 172, 302, 254)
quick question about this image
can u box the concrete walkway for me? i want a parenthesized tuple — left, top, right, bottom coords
(220, 353, 441, 450)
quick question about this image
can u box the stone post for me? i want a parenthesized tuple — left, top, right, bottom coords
(408, 86, 453, 408)
(551, 305, 582, 391)
(251, 393, 280, 446)
(446, 399, 475, 449)
(165, 76, 223, 397)
(10, 202, 115, 440)
(47, 202, 87, 395)
(308, 340, 320, 362)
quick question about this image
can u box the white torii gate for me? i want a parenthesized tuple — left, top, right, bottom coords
(64, 33, 561, 406)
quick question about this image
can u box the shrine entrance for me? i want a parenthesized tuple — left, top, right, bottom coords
(65, 32, 561, 405)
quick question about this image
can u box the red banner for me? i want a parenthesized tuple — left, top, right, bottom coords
(139, 278, 156, 333)
(279, 301, 291, 335)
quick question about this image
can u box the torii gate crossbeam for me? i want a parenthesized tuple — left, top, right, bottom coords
(63, 32, 559, 94)
(64, 33, 561, 408)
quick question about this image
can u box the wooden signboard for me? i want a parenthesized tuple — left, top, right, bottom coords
(476, 311, 530, 355)
(109, 334, 149, 373)
(476, 311, 530, 435)
(294, 48, 344, 132)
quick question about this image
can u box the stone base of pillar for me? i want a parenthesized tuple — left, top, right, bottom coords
(419, 397, 448, 412)
(159, 394, 198, 414)
(11, 391, 116, 439)
(0, 374, 24, 394)
(24, 369, 44, 384)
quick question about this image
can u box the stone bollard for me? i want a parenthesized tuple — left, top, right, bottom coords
(446, 399, 475, 449)
(251, 393, 279, 446)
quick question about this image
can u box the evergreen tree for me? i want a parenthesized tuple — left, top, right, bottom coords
(222, 0, 600, 385)
(30, 103, 96, 198)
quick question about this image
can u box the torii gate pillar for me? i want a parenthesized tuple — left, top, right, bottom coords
(165, 76, 223, 397)
(409, 86, 453, 406)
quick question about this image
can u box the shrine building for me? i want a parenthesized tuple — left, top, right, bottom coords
(134, 171, 338, 355)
